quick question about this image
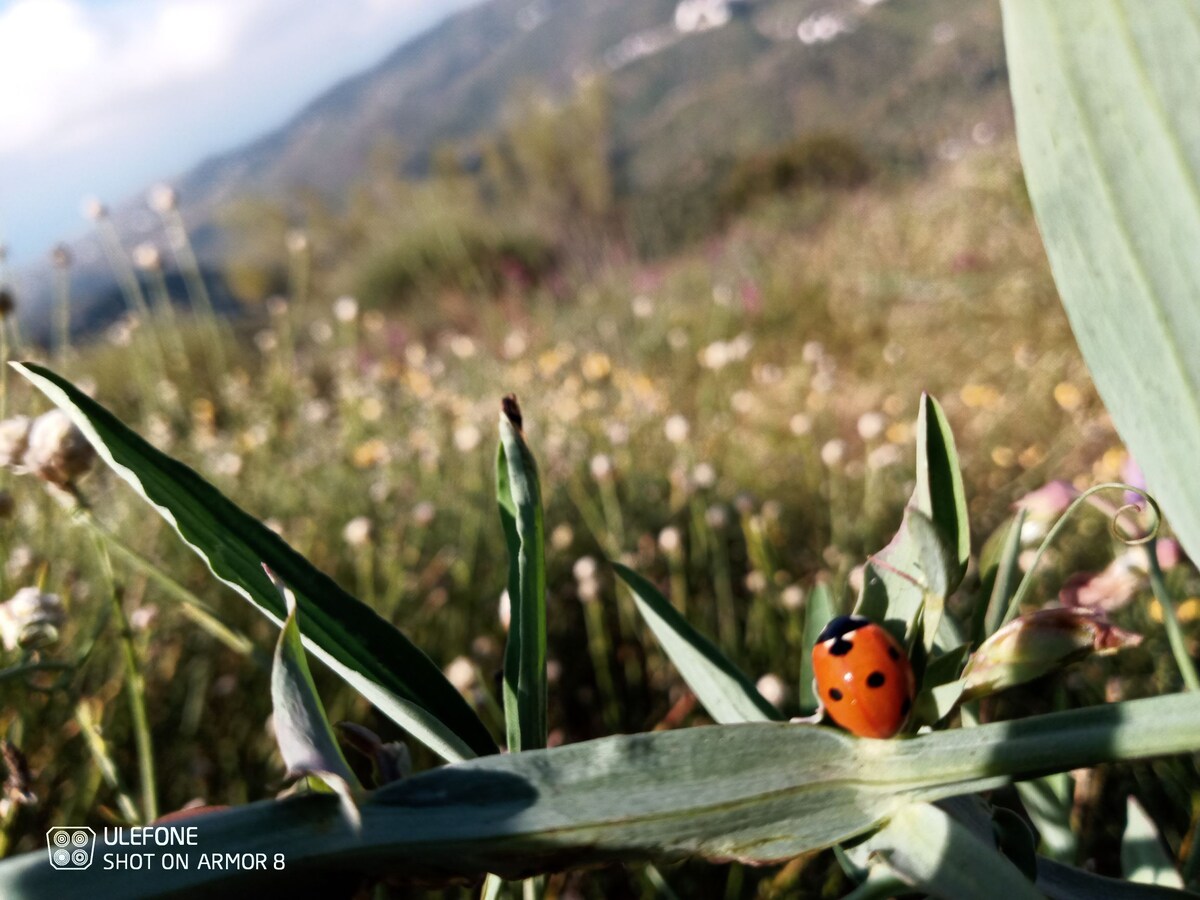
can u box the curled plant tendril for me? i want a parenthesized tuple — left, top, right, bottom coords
(1110, 496, 1161, 546)
(999, 482, 1160, 627)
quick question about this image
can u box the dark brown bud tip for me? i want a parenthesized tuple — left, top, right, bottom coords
(502, 394, 523, 431)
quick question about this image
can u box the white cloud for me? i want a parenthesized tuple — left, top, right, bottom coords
(0, 0, 478, 263)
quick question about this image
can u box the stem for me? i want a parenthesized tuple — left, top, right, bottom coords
(1001, 482, 1158, 626)
(91, 533, 157, 822)
(71, 504, 264, 667)
(75, 700, 141, 825)
(1146, 536, 1200, 692)
(0, 660, 73, 685)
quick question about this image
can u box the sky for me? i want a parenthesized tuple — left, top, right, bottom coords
(0, 0, 481, 266)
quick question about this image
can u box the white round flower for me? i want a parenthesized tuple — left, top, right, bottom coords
(658, 526, 682, 554)
(756, 673, 787, 708)
(23, 410, 95, 487)
(148, 183, 178, 213)
(692, 462, 717, 489)
(332, 296, 359, 323)
(342, 516, 372, 547)
(590, 454, 613, 480)
(664, 415, 690, 445)
(550, 524, 574, 551)
(444, 656, 476, 693)
(0, 587, 65, 651)
(820, 439, 846, 467)
(454, 424, 482, 453)
(0, 417, 32, 468)
(631, 295, 654, 318)
(780, 585, 805, 611)
(573, 556, 599, 582)
(857, 411, 887, 442)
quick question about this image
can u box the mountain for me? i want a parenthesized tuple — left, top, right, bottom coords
(12, 0, 1011, 336)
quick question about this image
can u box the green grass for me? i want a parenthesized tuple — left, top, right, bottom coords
(1, 141, 1196, 896)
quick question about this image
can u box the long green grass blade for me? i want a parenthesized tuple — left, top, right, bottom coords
(496, 397, 547, 752)
(614, 562, 781, 723)
(1123, 797, 1185, 888)
(7, 692, 1200, 896)
(13, 361, 497, 762)
(799, 581, 834, 714)
(1002, 0, 1200, 562)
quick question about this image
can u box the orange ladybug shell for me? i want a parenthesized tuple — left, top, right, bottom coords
(812, 615, 915, 739)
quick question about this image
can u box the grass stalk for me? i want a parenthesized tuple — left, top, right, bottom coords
(1146, 536, 1200, 692)
(90, 533, 157, 822)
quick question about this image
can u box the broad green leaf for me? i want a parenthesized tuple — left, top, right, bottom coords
(1002, 0, 1200, 563)
(864, 802, 1042, 900)
(9, 691, 1200, 896)
(799, 581, 835, 714)
(1123, 797, 1184, 888)
(13, 362, 496, 762)
(614, 563, 781, 723)
(496, 397, 547, 752)
(266, 568, 361, 827)
(860, 395, 968, 645)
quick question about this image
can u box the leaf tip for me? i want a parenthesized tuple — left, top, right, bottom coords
(501, 394, 523, 432)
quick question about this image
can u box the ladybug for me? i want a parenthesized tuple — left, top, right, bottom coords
(812, 615, 915, 738)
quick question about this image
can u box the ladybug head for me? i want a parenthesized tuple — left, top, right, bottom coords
(815, 614, 870, 644)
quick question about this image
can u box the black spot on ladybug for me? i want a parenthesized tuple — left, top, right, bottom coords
(900, 698, 912, 717)
(829, 688, 844, 702)
(815, 615, 870, 644)
(828, 637, 854, 656)
(887, 645, 900, 661)
(866, 671, 886, 688)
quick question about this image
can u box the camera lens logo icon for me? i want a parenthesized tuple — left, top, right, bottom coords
(46, 827, 95, 870)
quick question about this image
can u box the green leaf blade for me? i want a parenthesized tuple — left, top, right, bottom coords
(614, 563, 782, 723)
(1002, 0, 1200, 563)
(14, 361, 497, 762)
(496, 399, 548, 752)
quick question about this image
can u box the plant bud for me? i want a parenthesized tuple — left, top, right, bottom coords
(0, 587, 65, 651)
(962, 608, 1141, 701)
(23, 410, 95, 487)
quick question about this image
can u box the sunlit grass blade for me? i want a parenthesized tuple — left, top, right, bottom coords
(8, 691, 1200, 896)
(977, 510, 1025, 645)
(799, 581, 834, 715)
(1002, 0, 1200, 563)
(495, 396, 547, 752)
(614, 562, 781, 723)
(1123, 797, 1185, 888)
(1016, 774, 1076, 863)
(13, 361, 497, 762)
(1145, 537, 1200, 692)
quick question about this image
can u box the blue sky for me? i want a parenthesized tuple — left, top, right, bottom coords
(0, 0, 481, 266)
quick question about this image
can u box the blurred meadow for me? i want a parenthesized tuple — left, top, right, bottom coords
(2, 3, 1199, 897)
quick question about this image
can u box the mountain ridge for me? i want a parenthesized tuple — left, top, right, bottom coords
(12, 0, 1011, 335)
